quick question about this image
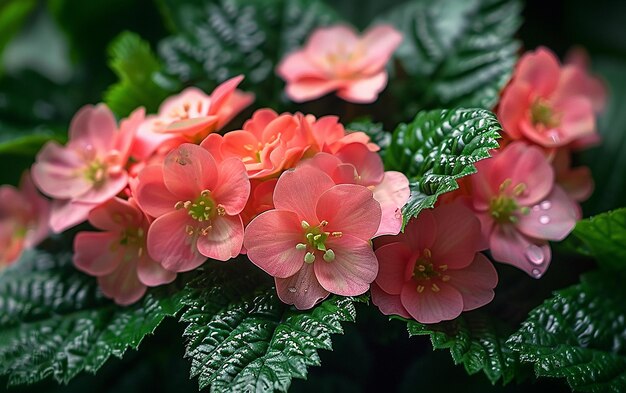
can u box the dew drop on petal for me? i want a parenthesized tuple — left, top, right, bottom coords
(288, 287, 297, 293)
(532, 268, 542, 278)
(539, 215, 550, 224)
(540, 201, 552, 210)
(526, 244, 545, 265)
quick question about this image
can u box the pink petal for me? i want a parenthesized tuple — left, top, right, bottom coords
(275, 263, 329, 310)
(277, 51, 327, 81)
(497, 82, 533, 140)
(134, 117, 180, 160)
(133, 165, 178, 218)
(400, 281, 464, 324)
(244, 210, 305, 278)
(555, 96, 596, 143)
(147, 210, 207, 272)
(137, 255, 177, 287)
(314, 234, 378, 296)
(374, 242, 413, 295)
(305, 25, 359, 60)
(558, 166, 594, 202)
(284, 78, 344, 102)
(336, 71, 388, 104)
(73, 231, 122, 276)
(49, 199, 96, 233)
(74, 172, 128, 204)
(553, 65, 607, 113)
(448, 253, 498, 311)
(199, 133, 225, 162)
(335, 142, 385, 186)
(88, 197, 143, 231)
(517, 186, 577, 241)
(372, 171, 410, 237)
(273, 166, 335, 223)
(298, 152, 343, 176)
(355, 24, 403, 74)
(69, 104, 117, 153)
(243, 108, 279, 137)
(430, 202, 483, 269)
(212, 157, 250, 215)
(489, 224, 551, 278)
(196, 214, 244, 261)
(401, 209, 437, 252)
(515, 47, 560, 97)
(116, 107, 145, 163)
(316, 184, 381, 240)
(98, 260, 147, 306)
(370, 282, 411, 318)
(31, 142, 91, 199)
(163, 144, 218, 199)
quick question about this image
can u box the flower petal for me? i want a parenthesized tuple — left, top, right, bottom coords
(316, 184, 381, 240)
(49, 199, 96, 233)
(98, 261, 147, 306)
(400, 281, 464, 324)
(133, 165, 178, 218)
(448, 253, 498, 311)
(335, 142, 385, 186)
(244, 210, 305, 278)
(31, 142, 91, 199)
(372, 171, 410, 237)
(514, 47, 560, 97)
(196, 214, 244, 261)
(430, 201, 483, 269)
(314, 234, 378, 296)
(275, 263, 329, 310)
(517, 186, 577, 241)
(137, 255, 177, 287)
(88, 197, 143, 231)
(490, 224, 551, 278)
(284, 78, 344, 102)
(356, 24, 403, 74)
(273, 166, 335, 223)
(163, 143, 218, 199)
(375, 242, 413, 295)
(370, 282, 411, 318)
(212, 158, 250, 215)
(336, 72, 388, 104)
(73, 231, 122, 276)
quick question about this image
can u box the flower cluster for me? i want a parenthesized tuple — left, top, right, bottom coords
(6, 25, 604, 326)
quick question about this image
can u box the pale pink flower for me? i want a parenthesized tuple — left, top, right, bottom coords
(244, 166, 382, 310)
(372, 201, 497, 323)
(277, 24, 402, 103)
(469, 142, 578, 278)
(32, 104, 144, 233)
(299, 145, 410, 237)
(74, 197, 176, 305)
(0, 172, 49, 266)
(134, 75, 254, 159)
(498, 47, 606, 149)
(134, 143, 249, 271)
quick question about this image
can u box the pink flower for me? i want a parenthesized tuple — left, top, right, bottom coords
(240, 179, 277, 227)
(277, 24, 402, 103)
(0, 172, 49, 266)
(134, 75, 254, 159)
(372, 201, 498, 324)
(244, 166, 382, 310)
(32, 104, 144, 233)
(469, 142, 578, 278)
(134, 143, 250, 271)
(498, 47, 606, 149)
(552, 148, 593, 204)
(73, 197, 176, 305)
(299, 145, 410, 237)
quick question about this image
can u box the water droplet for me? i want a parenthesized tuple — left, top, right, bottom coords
(288, 287, 296, 293)
(532, 268, 542, 278)
(526, 245, 545, 265)
(540, 201, 552, 210)
(547, 130, 560, 143)
(394, 210, 402, 219)
(539, 215, 550, 224)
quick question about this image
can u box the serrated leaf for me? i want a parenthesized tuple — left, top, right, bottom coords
(406, 312, 525, 385)
(104, 32, 170, 117)
(566, 208, 626, 270)
(181, 262, 366, 392)
(156, 0, 339, 106)
(383, 108, 501, 221)
(508, 270, 626, 392)
(0, 249, 185, 386)
(379, 0, 521, 112)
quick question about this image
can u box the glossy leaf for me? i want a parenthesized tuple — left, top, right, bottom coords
(379, 0, 521, 112)
(383, 108, 501, 221)
(406, 312, 525, 385)
(508, 270, 626, 392)
(181, 262, 366, 392)
(0, 249, 185, 386)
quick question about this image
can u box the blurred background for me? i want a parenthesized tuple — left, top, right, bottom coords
(0, 0, 624, 392)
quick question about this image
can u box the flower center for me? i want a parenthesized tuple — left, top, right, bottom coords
(412, 248, 449, 293)
(489, 179, 530, 224)
(531, 99, 559, 128)
(85, 160, 107, 186)
(295, 220, 343, 264)
(175, 190, 226, 237)
(110, 226, 146, 261)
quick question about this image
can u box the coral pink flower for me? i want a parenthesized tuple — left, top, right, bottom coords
(244, 166, 382, 310)
(552, 148, 593, 204)
(299, 145, 410, 236)
(372, 201, 497, 323)
(134, 143, 249, 271)
(240, 179, 277, 227)
(305, 113, 379, 154)
(74, 197, 176, 305)
(277, 24, 402, 103)
(134, 75, 254, 159)
(498, 47, 606, 149)
(469, 142, 578, 277)
(32, 104, 144, 233)
(0, 172, 49, 266)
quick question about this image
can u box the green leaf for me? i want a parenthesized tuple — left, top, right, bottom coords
(181, 262, 366, 392)
(0, 0, 37, 70)
(104, 32, 170, 117)
(383, 108, 501, 221)
(406, 312, 525, 385)
(508, 270, 626, 392)
(0, 249, 185, 386)
(567, 208, 626, 270)
(379, 0, 521, 112)
(0, 121, 65, 156)
(156, 0, 339, 106)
